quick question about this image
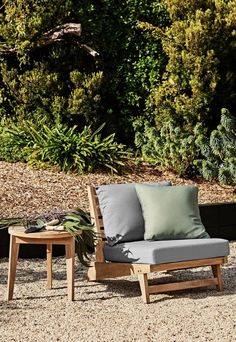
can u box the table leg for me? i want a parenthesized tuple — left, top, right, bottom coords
(65, 239, 75, 301)
(7, 235, 19, 301)
(47, 244, 52, 289)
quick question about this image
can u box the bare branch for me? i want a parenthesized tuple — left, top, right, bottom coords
(0, 0, 9, 11)
(0, 23, 99, 57)
(78, 43, 99, 57)
(40, 23, 82, 46)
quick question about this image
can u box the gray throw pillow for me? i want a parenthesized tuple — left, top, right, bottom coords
(135, 184, 209, 240)
(96, 181, 171, 246)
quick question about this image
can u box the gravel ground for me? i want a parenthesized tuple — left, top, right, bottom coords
(0, 243, 236, 342)
(0, 161, 234, 218)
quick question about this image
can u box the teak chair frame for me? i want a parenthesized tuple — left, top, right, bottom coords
(87, 186, 227, 303)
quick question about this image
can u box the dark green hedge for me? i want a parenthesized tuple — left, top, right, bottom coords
(0, 0, 169, 141)
(0, 1, 235, 184)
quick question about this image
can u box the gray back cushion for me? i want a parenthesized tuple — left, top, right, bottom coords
(96, 182, 171, 246)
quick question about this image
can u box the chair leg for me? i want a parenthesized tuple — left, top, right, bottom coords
(65, 239, 75, 301)
(7, 235, 20, 301)
(138, 273, 150, 304)
(46, 244, 52, 289)
(212, 264, 223, 291)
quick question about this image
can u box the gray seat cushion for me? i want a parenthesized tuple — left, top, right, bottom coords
(96, 181, 171, 246)
(104, 239, 230, 264)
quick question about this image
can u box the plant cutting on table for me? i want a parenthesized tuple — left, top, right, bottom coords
(0, 209, 97, 266)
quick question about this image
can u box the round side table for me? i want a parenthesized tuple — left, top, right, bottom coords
(7, 226, 78, 301)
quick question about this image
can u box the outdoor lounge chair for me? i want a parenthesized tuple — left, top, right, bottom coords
(87, 183, 230, 303)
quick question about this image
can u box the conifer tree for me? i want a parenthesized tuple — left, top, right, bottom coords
(195, 108, 236, 186)
(135, 0, 236, 175)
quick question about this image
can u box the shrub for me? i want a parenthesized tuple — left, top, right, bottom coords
(0, 0, 168, 143)
(134, 0, 236, 172)
(195, 108, 236, 186)
(135, 118, 203, 176)
(0, 119, 33, 162)
(0, 120, 129, 173)
(0, 62, 103, 129)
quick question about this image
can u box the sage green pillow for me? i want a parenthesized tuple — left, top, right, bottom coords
(135, 184, 209, 240)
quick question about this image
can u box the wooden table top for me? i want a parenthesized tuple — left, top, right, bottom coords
(8, 226, 78, 239)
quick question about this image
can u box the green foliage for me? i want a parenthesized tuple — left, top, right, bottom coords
(68, 70, 103, 126)
(1, 0, 235, 179)
(135, 118, 203, 175)
(0, 61, 103, 127)
(152, 0, 236, 126)
(134, 0, 236, 174)
(63, 209, 97, 267)
(0, 218, 23, 229)
(0, 119, 33, 162)
(0, 0, 169, 142)
(195, 108, 236, 186)
(106, 2, 170, 139)
(0, 0, 73, 54)
(0, 0, 104, 130)
(0, 120, 128, 173)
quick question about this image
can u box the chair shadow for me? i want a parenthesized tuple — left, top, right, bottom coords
(0, 266, 87, 285)
(92, 264, 236, 302)
(1, 261, 235, 303)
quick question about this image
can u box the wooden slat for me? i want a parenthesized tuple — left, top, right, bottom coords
(87, 261, 134, 280)
(148, 278, 218, 294)
(98, 218, 104, 227)
(98, 232, 106, 239)
(97, 208, 102, 216)
(95, 241, 106, 263)
(87, 186, 106, 262)
(87, 186, 103, 235)
(150, 257, 226, 273)
(89, 216, 104, 231)
(87, 262, 152, 280)
(88, 258, 225, 278)
(15, 236, 72, 245)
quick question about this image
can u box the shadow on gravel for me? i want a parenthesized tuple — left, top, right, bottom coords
(91, 265, 236, 303)
(1, 262, 235, 304)
(0, 266, 87, 285)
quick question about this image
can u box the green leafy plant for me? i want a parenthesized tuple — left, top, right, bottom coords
(0, 118, 33, 162)
(62, 209, 97, 266)
(0, 219, 24, 229)
(0, 120, 129, 173)
(0, 209, 97, 267)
